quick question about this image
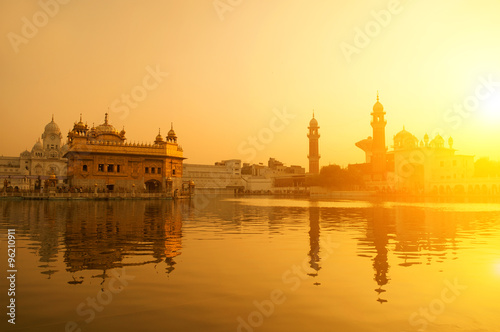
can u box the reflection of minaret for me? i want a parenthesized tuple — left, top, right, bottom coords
(371, 207, 390, 303)
(371, 92, 387, 180)
(307, 111, 320, 174)
(308, 206, 321, 279)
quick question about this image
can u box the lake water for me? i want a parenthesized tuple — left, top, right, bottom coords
(1, 197, 499, 332)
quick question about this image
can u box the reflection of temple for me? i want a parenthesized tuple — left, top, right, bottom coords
(357, 205, 462, 303)
(358, 206, 395, 303)
(63, 200, 184, 279)
(308, 206, 321, 277)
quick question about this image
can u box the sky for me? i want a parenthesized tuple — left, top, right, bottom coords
(2, 0, 500, 168)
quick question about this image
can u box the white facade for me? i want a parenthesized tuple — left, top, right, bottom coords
(183, 160, 244, 190)
(392, 129, 474, 193)
(0, 116, 68, 190)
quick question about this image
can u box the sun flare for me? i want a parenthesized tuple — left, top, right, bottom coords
(480, 93, 500, 124)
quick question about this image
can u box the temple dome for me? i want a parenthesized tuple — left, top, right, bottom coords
(394, 127, 418, 149)
(95, 113, 119, 135)
(167, 123, 176, 138)
(44, 115, 61, 135)
(155, 128, 164, 144)
(31, 139, 43, 152)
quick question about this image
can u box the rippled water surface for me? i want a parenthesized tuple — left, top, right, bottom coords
(1, 197, 499, 332)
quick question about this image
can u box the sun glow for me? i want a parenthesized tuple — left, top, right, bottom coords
(494, 261, 500, 276)
(480, 93, 500, 124)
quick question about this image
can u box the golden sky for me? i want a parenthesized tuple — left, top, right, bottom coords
(2, 0, 500, 167)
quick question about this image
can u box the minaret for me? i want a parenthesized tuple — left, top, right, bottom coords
(307, 111, 320, 174)
(371, 92, 387, 178)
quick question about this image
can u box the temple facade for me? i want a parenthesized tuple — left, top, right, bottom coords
(64, 113, 185, 193)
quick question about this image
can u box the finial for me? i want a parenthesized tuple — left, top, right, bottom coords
(403, 125, 405, 131)
(158, 128, 161, 134)
(171, 122, 173, 130)
(377, 91, 379, 102)
(79, 113, 82, 122)
(312, 110, 315, 118)
(104, 113, 108, 125)
(52, 114, 54, 121)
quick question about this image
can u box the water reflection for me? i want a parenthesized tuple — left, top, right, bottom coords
(1, 197, 499, 310)
(0, 200, 190, 283)
(308, 206, 321, 278)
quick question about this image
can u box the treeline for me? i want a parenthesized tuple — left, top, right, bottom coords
(308, 164, 365, 189)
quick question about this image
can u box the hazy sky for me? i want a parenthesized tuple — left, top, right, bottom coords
(2, 0, 500, 168)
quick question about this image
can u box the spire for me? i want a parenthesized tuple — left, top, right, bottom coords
(104, 113, 108, 125)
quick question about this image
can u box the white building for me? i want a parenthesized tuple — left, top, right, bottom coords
(182, 159, 244, 192)
(0, 116, 68, 190)
(392, 128, 474, 193)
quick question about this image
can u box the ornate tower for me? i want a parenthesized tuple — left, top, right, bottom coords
(371, 92, 387, 178)
(307, 111, 320, 174)
(42, 114, 62, 151)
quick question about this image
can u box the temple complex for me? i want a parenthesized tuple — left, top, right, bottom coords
(64, 113, 185, 193)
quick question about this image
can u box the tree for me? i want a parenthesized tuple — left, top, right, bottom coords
(318, 164, 364, 190)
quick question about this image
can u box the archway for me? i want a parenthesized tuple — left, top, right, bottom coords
(145, 179, 161, 193)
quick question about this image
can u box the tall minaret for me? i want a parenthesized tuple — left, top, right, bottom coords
(371, 92, 387, 178)
(308, 111, 320, 174)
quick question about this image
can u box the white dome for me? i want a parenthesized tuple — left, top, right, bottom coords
(44, 116, 61, 135)
(31, 140, 43, 152)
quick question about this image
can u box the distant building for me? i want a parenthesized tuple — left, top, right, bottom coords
(242, 158, 306, 191)
(183, 157, 306, 193)
(307, 112, 320, 174)
(1, 116, 68, 190)
(392, 128, 474, 194)
(64, 113, 184, 192)
(183, 159, 244, 191)
(353, 93, 497, 194)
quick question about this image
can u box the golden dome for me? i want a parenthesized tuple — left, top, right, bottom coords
(155, 128, 164, 143)
(95, 113, 117, 133)
(168, 125, 176, 136)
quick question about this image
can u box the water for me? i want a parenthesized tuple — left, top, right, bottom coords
(1, 197, 499, 332)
